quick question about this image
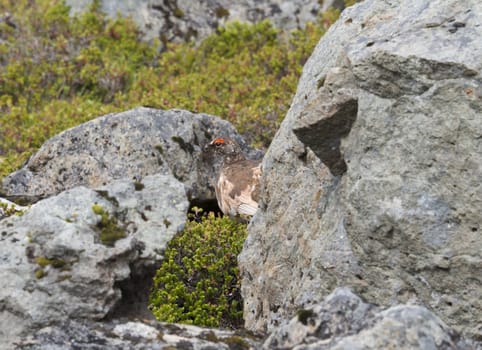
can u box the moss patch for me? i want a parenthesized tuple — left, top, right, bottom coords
(134, 181, 145, 191)
(149, 210, 247, 328)
(92, 203, 126, 246)
(223, 335, 250, 349)
(215, 7, 230, 18)
(173, 7, 184, 18)
(35, 256, 66, 268)
(297, 309, 316, 326)
(35, 268, 47, 279)
(0, 201, 25, 217)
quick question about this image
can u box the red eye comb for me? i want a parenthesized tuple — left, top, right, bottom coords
(212, 138, 225, 145)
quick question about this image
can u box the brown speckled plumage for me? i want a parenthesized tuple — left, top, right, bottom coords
(204, 138, 261, 218)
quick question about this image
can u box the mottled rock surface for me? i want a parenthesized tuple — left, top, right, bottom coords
(0, 174, 188, 349)
(65, 0, 344, 43)
(264, 288, 475, 350)
(16, 319, 263, 350)
(239, 0, 482, 341)
(96, 174, 188, 262)
(1, 107, 260, 205)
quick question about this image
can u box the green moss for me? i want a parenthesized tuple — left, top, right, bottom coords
(92, 203, 126, 246)
(92, 203, 107, 217)
(297, 309, 316, 326)
(36, 256, 67, 268)
(50, 258, 67, 268)
(35, 256, 51, 267)
(317, 76, 325, 89)
(201, 331, 219, 342)
(134, 181, 145, 191)
(223, 335, 250, 349)
(173, 7, 184, 18)
(215, 7, 230, 18)
(149, 210, 247, 328)
(154, 144, 164, 155)
(35, 268, 47, 279)
(0, 201, 25, 217)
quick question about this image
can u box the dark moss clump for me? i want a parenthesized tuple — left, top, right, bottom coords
(134, 181, 145, 191)
(35, 268, 47, 279)
(0, 201, 25, 217)
(317, 76, 325, 89)
(149, 210, 247, 328)
(173, 7, 184, 18)
(223, 335, 250, 350)
(35, 256, 66, 268)
(92, 203, 126, 246)
(154, 144, 164, 155)
(215, 7, 230, 18)
(297, 309, 316, 326)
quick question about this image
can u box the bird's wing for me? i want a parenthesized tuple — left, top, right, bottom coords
(216, 172, 235, 216)
(220, 161, 261, 216)
(238, 201, 258, 216)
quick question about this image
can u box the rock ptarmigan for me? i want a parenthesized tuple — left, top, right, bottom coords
(204, 137, 261, 219)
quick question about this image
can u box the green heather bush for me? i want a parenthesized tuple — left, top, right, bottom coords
(149, 210, 247, 328)
(0, 0, 342, 179)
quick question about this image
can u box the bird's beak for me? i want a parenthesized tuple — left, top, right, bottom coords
(203, 142, 214, 152)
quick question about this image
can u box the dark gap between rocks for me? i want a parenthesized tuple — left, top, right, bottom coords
(105, 263, 158, 321)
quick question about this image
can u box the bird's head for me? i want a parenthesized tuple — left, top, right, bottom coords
(203, 137, 246, 165)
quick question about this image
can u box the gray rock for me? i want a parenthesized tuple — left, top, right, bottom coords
(239, 0, 482, 341)
(0, 174, 188, 349)
(264, 288, 474, 350)
(1, 107, 259, 205)
(64, 0, 343, 43)
(15, 319, 263, 350)
(96, 174, 188, 262)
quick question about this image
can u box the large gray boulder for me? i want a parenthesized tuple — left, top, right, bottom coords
(0, 174, 188, 349)
(65, 0, 344, 43)
(239, 0, 482, 341)
(1, 107, 259, 205)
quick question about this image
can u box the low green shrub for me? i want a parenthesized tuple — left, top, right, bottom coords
(149, 210, 247, 328)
